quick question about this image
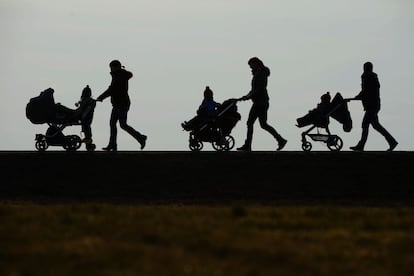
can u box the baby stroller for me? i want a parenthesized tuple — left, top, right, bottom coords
(182, 98, 241, 151)
(26, 87, 96, 152)
(296, 92, 352, 151)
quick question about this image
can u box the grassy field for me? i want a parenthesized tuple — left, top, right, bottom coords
(1, 202, 414, 276)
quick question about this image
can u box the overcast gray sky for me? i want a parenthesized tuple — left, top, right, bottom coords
(1, 0, 413, 151)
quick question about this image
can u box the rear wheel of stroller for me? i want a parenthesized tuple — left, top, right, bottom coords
(212, 135, 235, 151)
(63, 135, 81, 151)
(35, 140, 48, 152)
(301, 141, 312, 151)
(327, 136, 343, 151)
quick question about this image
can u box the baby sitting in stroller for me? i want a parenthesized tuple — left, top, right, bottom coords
(296, 92, 332, 129)
(181, 86, 241, 151)
(181, 86, 221, 131)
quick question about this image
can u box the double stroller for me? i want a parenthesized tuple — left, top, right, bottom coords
(296, 92, 352, 151)
(182, 99, 241, 151)
(26, 87, 96, 152)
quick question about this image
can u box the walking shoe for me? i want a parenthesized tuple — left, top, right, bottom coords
(140, 135, 147, 150)
(277, 139, 287, 151)
(350, 145, 363, 151)
(102, 145, 117, 152)
(237, 144, 251, 152)
(387, 141, 398, 152)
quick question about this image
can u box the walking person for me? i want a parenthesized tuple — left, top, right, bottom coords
(237, 57, 287, 151)
(347, 61, 398, 151)
(97, 59, 147, 151)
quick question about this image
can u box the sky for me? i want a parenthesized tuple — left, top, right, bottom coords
(1, 0, 413, 151)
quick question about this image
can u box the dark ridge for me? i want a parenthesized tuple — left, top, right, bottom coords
(1, 151, 413, 206)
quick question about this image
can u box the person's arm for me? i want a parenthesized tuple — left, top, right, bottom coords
(96, 87, 111, 102)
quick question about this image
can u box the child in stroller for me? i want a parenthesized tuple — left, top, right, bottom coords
(26, 86, 97, 151)
(181, 86, 241, 151)
(296, 91, 352, 151)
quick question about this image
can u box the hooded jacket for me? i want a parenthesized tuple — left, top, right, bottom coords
(355, 71, 381, 111)
(97, 69, 133, 108)
(248, 66, 271, 104)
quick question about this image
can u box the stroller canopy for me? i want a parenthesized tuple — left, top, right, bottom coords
(329, 93, 352, 132)
(26, 88, 56, 124)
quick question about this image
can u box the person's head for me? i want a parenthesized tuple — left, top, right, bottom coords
(81, 85, 92, 99)
(363, 61, 373, 73)
(248, 57, 264, 70)
(203, 86, 214, 100)
(320, 92, 331, 104)
(109, 59, 123, 72)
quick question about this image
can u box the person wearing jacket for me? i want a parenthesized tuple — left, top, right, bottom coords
(97, 60, 147, 151)
(181, 86, 221, 131)
(237, 57, 287, 151)
(347, 61, 397, 151)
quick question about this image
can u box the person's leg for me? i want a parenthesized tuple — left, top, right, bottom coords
(237, 105, 259, 151)
(370, 112, 398, 150)
(257, 103, 287, 150)
(82, 124, 92, 142)
(103, 107, 118, 150)
(118, 108, 147, 149)
(351, 111, 370, 150)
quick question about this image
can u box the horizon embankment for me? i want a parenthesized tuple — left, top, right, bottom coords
(1, 151, 413, 205)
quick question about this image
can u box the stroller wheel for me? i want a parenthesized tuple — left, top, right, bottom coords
(189, 140, 203, 151)
(327, 136, 343, 151)
(63, 135, 81, 151)
(212, 135, 235, 151)
(301, 141, 312, 152)
(35, 140, 48, 152)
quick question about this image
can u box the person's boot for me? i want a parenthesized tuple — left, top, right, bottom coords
(139, 135, 147, 150)
(237, 144, 251, 152)
(277, 138, 287, 151)
(387, 141, 398, 151)
(350, 144, 363, 151)
(102, 144, 117, 152)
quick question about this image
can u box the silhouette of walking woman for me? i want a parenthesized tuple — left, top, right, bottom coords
(237, 57, 287, 151)
(348, 61, 398, 151)
(97, 60, 147, 151)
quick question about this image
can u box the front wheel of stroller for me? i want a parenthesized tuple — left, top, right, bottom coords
(301, 141, 312, 151)
(327, 136, 343, 151)
(35, 140, 48, 152)
(189, 140, 203, 151)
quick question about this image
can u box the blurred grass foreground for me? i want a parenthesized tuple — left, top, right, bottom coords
(1, 151, 414, 275)
(1, 203, 414, 276)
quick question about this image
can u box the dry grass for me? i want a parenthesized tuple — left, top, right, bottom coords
(0, 203, 414, 276)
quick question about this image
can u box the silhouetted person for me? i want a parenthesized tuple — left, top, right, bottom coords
(237, 57, 287, 151)
(347, 61, 398, 151)
(97, 60, 147, 151)
(181, 86, 221, 131)
(74, 85, 96, 148)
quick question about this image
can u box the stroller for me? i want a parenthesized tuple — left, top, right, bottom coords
(296, 92, 352, 151)
(182, 98, 241, 151)
(26, 87, 96, 152)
